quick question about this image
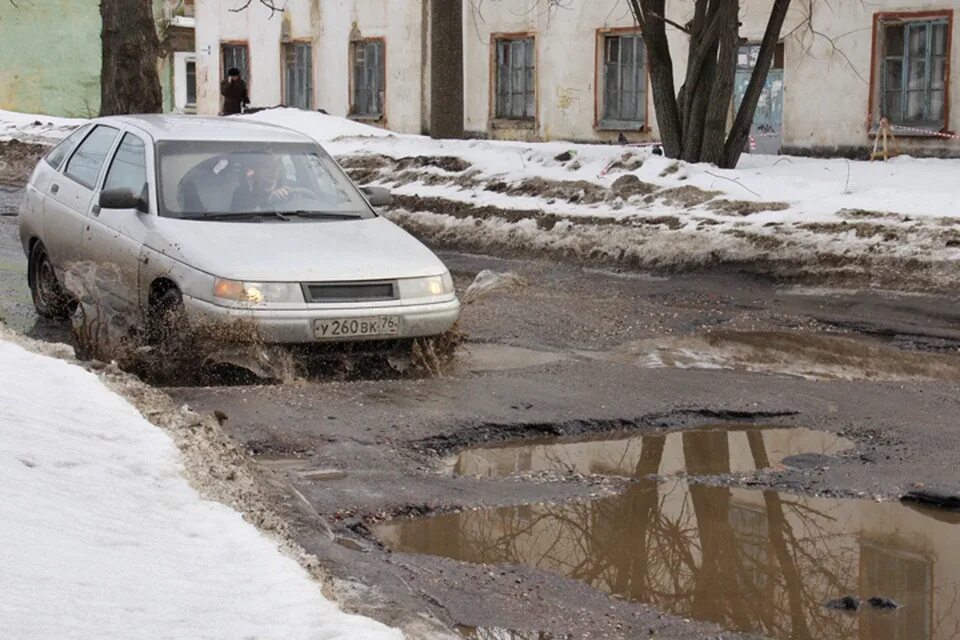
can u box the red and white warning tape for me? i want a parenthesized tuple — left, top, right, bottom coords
(889, 124, 960, 140)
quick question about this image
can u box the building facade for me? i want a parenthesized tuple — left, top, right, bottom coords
(193, 0, 958, 157)
(194, 0, 431, 133)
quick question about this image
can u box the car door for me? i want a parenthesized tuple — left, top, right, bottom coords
(25, 124, 93, 240)
(83, 130, 153, 313)
(43, 125, 121, 276)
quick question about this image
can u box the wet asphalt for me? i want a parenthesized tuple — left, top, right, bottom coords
(3, 183, 960, 639)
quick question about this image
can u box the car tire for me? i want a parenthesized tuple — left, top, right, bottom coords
(28, 242, 74, 320)
(146, 286, 187, 344)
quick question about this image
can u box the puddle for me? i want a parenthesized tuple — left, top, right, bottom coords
(585, 331, 960, 381)
(452, 330, 960, 381)
(377, 479, 960, 640)
(456, 343, 569, 373)
(446, 426, 853, 479)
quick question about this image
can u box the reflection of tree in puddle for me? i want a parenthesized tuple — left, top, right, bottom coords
(451, 426, 854, 480)
(386, 433, 957, 640)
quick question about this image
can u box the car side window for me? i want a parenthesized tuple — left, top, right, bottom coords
(103, 133, 148, 197)
(45, 125, 92, 171)
(64, 125, 120, 189)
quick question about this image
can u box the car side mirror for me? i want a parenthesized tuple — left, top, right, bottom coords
(100, 187, 147, 212)
(361, 186, 393, 208)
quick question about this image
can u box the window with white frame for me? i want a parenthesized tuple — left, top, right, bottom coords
(494, 37, 535, 120)
(174, 52, 197, 113)
(351, 39, 385, 118)
(601, 33, 646, 129)
(878, 16, 949, 129)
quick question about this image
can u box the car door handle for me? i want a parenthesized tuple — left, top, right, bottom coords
(50, 184, 59, 194)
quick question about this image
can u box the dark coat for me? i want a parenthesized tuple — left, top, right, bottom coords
(220, 78, 250, 115)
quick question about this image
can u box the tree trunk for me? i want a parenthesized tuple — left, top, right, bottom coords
(638, 0, 683, 158)
(723, 0, 791, 168)
(631, 0, 792, 169)
(700, 2, 740, 165)
(429, 0, 464, 138)
(100, 0, 162, 116)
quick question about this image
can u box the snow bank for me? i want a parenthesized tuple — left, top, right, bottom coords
(239, 107, 393, 142)
(0, 338, 402, 640)
(0, 109, 86, 143)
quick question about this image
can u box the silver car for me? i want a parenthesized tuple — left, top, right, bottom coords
(18, 115, 460, 343)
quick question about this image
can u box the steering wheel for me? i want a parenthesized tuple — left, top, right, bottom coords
(268, 187, 317, 205)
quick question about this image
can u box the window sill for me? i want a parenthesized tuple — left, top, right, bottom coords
(491, 118, 536, 130)
(597, 121, 645, 132)
(349, 114, 385, 124)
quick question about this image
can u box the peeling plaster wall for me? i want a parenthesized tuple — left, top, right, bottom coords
(0, 0, 102, 117)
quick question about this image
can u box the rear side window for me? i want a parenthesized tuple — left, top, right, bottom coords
(103, 134, 148, 197)
(45, 125, 92, 171)
(64, 125, 120, 189)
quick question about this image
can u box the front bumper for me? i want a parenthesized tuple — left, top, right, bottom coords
(182, 295, 461, 344)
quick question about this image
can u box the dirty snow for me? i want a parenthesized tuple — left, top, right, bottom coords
(0, 338, 402, 640)
(3, 107, 960, 287)
(0, 109, 87, 144)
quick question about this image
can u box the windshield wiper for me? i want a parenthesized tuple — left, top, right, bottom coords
(178, 211, 363, 221)
(180, 211, 289, 222)
(282, 210, 365, 219)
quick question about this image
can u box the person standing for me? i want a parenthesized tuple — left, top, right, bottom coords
(220, 68, 250, 116)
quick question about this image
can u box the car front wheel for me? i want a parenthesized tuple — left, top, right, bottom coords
(146, 286, 187, 344)
(28, 242, 74, 320)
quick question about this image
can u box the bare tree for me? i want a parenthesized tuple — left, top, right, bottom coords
(628, 0, 792, 168)
(99, 0, 163, 115)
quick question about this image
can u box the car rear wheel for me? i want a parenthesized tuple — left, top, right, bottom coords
(28, 242, 74, 320)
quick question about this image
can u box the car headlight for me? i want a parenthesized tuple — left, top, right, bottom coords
(213, 279, 303, 304)
(398, 272, 455, 299)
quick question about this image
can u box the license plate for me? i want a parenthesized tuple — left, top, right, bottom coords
(314, 316, 401, 339)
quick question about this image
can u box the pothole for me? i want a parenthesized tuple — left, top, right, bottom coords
(584, 330, 960, 381)
(445, 425, 854, 480)
(455, 343, 569, 373)
(376, 477, 959, 640)
(456, 625, 562, 639)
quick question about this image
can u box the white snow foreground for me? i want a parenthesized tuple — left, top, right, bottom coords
(0, 338, 402, 640)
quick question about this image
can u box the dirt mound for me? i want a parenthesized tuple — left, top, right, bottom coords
(395, 155, 471, 173)
(606, 153, 645, 173)
(0, 139, 48, 185)
(392, 194, 626, 231)
(611, 174, 657, 199)
(707, 199, 790, 216)
(646, 185, 720, 208)
(486, 176, 610, 205)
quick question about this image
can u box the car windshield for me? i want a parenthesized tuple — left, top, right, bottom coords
(156, 140, 372, 220)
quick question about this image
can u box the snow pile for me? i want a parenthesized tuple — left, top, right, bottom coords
(240, 107, 393, 142)
(0, 338, 402, 640)
(0, 109, 86, 143)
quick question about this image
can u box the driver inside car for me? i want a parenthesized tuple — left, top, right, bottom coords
(230, 155, 291, 211)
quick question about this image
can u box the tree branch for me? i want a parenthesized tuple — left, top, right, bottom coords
(229, 0, 282, 18)
(645, 10, 691, 35)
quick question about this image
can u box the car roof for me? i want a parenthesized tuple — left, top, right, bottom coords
(95, 114, 315, 144)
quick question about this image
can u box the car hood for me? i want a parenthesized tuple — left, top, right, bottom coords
(145, 215, 446, 282)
